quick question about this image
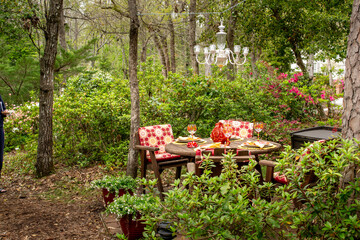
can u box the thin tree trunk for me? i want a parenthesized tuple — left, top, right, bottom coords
(160, 34, 170, 74)
(153, 32, 168, 78)
(226, 0, 237, 81)
(36, 0, 63, 177)
(189, 0, 198, 75)
(289, 39, 308, 77)
(126, 0, 140, 178)
(308, 53, 314, 80)
(328, 58, 333, 85)
(168, 18, 176, 73)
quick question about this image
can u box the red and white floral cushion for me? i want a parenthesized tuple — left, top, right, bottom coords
(138, 124, 181, 162)
(273, 172, 288, 184)
(219, 120, 254, 138)
(273, 140, 326, 184)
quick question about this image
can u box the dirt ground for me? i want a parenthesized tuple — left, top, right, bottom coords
(0, 161, 116, 240)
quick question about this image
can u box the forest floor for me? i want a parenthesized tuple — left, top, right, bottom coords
(0, 152, 121, 240)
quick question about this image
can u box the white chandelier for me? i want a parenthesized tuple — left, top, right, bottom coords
(194, 21, 249, 68)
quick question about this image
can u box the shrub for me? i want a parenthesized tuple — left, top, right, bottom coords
(53, 71, 131, 168)
(91, 175, 138, 193)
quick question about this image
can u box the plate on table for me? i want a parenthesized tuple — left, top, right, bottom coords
(176, 136, 206, 143)
(230, 135, 243, 141)
(240, 140, 273, 149)
(199, 142, 229, 149)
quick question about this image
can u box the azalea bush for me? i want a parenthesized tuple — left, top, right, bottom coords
(91, 175, 138, 193)
(124, 137, 360, 239)
(53, 71, 131, 168)
(274, 137, 360, 239)
(4, 100, 39, 151)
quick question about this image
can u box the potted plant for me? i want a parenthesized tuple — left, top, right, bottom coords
(106, 193, 159, 240)
(91, 175, 137, 206)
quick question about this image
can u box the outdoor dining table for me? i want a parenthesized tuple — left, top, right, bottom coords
(165, 137, 282, 183)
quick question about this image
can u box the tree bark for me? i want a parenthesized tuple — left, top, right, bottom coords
(126, 0, 140, 178)
(153, 32, 168, 78)
(340, 0, 360, 186)
(188, 0, 198, 75)
(36, 0, 63, 177)
(168, 18, 176, 73)
(308, 53, 314, 80)
(226, 0, 237, 81)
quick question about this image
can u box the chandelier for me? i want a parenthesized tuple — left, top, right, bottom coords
(194, 21, 249, 68)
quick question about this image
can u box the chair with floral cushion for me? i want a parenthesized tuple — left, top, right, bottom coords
(219, 120, 254, 139)
(135, 124, 189, 200)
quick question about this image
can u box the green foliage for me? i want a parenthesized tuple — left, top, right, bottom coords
(53, 71, 131, 168)
(275, 137, 360, 239)
(4, 100, 39, 151)
(91, 175, 138, 193)
(106, 192, 160, 219)
(109, 138, 360, 239)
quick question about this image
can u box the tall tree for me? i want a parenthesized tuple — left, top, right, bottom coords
(189, 0, 199, 75)
(36, 0, 63, 177)
(126, 0, 140, 178)
(341, 0, 360, 185)
(343, 0, 360, 141)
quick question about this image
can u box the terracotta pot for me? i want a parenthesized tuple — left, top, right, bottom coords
(102, 188, 133, 207)
(119, 213, 146, 240)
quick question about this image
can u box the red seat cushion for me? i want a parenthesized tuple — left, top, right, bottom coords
(138, 124, 178, 162)
(219, 120, 254, 138)
(273, 172, 288, 184)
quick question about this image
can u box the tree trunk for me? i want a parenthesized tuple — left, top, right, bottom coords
(168, 18, 176, 73)
(308, 53, 314, 80)
(36, 0, 63, 177)
(188, 0, 198, 75)
(327, 58, 333, 85)
(153, 32, 168, 78)
(126, 0, 140, 178)
(289, 39, 308, 77)
(160, 34, 170, 75)
(340, 0, 360, 186)
(226, 0, 237, 81)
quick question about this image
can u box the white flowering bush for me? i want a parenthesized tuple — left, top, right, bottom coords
(106, 193, 160, 220)
(91, 175, 138, 193)
(4, 100, 39, 151)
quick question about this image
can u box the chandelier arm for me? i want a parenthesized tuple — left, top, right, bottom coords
(227, 50, 236, 65)
(195, 54, 207, 65)
(234, 55, 247, 66)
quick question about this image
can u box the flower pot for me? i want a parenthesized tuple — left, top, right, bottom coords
(102, 188, 133, 207)
(119, 213, 146, 240)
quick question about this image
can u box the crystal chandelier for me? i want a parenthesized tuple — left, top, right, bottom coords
(194, 21, 249, 68)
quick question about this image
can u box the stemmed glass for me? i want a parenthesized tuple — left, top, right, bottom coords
(222, 122, 234, 146)
(254, 122, 264, 141)
(187, 124, 197, 139)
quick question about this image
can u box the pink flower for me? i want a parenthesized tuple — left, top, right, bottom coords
(9, 93, 11, 96)
(329, 96, 335, 101)
(250, 72, 253, 75)
(321, 94, 325, 99)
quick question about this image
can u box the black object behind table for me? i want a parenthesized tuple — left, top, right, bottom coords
(291, 126, 341, 149)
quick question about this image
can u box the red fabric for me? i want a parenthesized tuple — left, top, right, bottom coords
(273, 172, 288, 184)
(219, 120, 254, 138)
(138, 124, 177, 162)
(210, 122, 227, 143)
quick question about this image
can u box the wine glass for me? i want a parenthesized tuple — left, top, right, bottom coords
(254, 122, 264, 141)
(187, 124, 197, 139)
(222, 122, 234, 146)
